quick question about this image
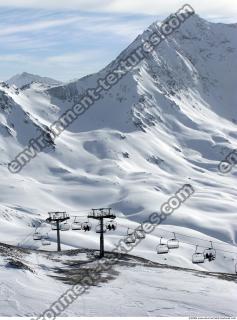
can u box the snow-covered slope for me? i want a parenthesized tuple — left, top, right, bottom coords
(0, 13, 237, 281)
(0, 244, 236, 317)
(6, 72, 62, 89)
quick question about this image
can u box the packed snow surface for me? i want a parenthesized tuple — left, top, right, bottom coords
(0, 244, 236, 317)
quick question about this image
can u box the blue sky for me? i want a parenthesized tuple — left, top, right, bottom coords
(0, 0, 236, 82)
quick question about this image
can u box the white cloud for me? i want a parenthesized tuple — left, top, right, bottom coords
(0, 0, 236, 21)
(71, 15, 153, 40)
(0, 17, 80, 36)
(0, 12, 151, 46)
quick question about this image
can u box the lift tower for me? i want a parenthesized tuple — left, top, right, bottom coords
(46, 211, 70, 252)
(88, 208, 116, 258)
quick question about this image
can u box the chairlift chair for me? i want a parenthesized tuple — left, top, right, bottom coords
(42, 239, 51, 246)
(125, 228, 136, 244)
(157, 237, 169, 254)
(41, 233, 51, 245)
(167, 233, 179, 249)
(135, 227, 145, 239)
(192, 245, 205, 264)
(60, 222, 70, 231)
(33, 232, 42, 241)
(71, 217, 82, 230)
(82, 221, 92, 232)
(125, 235, 136, 244)
(51, 223, 57, 231)
(204, 241, 216, 262)
(127, 228, 134, 236)
(106, 220, 117, 231)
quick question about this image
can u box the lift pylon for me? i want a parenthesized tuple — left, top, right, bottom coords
(88, 208, 116, 258)
(46, 211, 70, 251)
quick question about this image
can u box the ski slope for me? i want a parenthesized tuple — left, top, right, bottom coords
(0, 243, 236, 317)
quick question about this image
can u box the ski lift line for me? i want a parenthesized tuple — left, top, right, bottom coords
(114, 222, 237, 250)
(43, 210, 237, 254)
(70, 215, 88, 219)
(48, 209, 89, 213)
(35, 222, 237, 255)
(17, 229, 36, 247)
(68, 209, 89, 212)
(113, 223, 237, 254)
(60, 209, 120, 214)
(65, 210, 123, 216)
(156, 227, 236, 248)
(173, 239, 237, 255)
(110, 217, 236, 248)
(45, 215, 237, 253)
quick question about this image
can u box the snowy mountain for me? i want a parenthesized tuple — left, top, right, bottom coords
(6, 72, 62, 89)
(0, 14, 237, 316)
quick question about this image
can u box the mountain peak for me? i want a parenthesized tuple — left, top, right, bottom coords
(6, 72, 63, 89)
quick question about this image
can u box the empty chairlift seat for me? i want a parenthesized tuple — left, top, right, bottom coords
(51, 223, 57, 230)
(42, 239, 51, 246)
(33, 232, 42, 241)
(41, 234, 51, 246)
(71, 217, 82, 230)
(167, 233, 179, 249)
(192, 245, 205, 264)
(157, 237, 169, 254)
(135, 227, 145, 239)
(125, 228, 136, 244)
(60, 222, 70, 231)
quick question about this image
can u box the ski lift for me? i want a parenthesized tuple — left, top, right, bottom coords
(41, 233, 51, 246)
(125, 228, 136, 244)
(235, 262, 237, 274)
(51, 223, 57, 231)
(81, 220, 92, 232)
(42, 239, 51, 246)
(135, 226, 145, 239)
(95, 224, 107, 233)
(157, 237, 169, 254)
(167, 233, 179, 249)
(71, 217, 82, 230)
(192, 245, 205, 264)
(60, 222, 70, 231)
(204, 241, 216, 262)
(106, 220, 117, 231)
(33, 231, 42, 241)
